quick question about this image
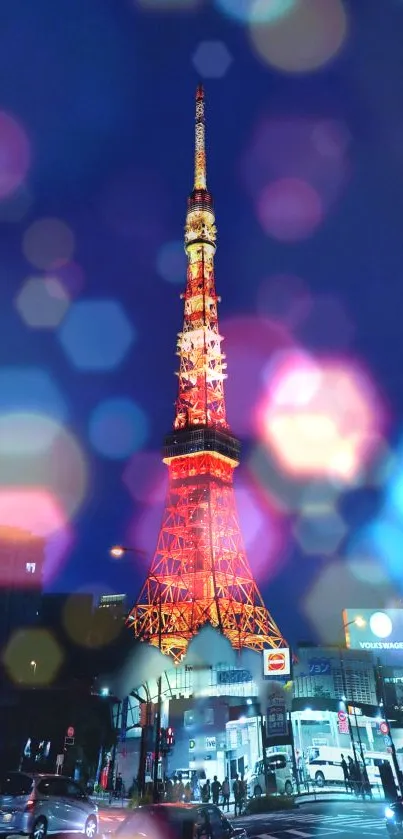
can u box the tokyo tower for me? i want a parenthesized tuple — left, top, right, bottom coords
(127, 85, 285, 662)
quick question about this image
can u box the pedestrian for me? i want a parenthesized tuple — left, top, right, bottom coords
(233, 775, 241, 817)
(202, 779, 210, 803)
(221, 777, 230, 812)
(211, 775, 221, 806)
(184, 781, 192, 802)
(340, 754, 350, 792)
(348, 756, 358, 795)
(239, 774, 246, 814)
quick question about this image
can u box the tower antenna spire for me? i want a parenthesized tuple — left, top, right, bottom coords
(194, 83, 207, 190)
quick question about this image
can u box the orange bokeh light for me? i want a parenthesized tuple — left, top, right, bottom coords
(256, 351, 383, 482)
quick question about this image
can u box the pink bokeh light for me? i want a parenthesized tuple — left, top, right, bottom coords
(0, 488, 66, 537)
(0, 112, 31, 200)
(222, 315, 295, 437)
(256, 350, 385, 483)
(235, 467, 289, 584)
(257, 178, 323, 242)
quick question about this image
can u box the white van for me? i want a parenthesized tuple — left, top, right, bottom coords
(307, 746, 396, 789)
(248, 753, 294, 797)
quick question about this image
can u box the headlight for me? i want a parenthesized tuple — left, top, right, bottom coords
(385, 806, 395, 820)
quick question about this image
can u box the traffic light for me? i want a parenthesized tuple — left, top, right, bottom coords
(166, 726, 175, 747)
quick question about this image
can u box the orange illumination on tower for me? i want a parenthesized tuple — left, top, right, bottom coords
(127, 86, 285, 661)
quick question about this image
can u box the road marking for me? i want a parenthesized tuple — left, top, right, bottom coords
(285, 831, 313, 838)
(256, 834, 280, 838)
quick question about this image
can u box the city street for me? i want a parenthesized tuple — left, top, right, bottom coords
(235, 801, 388, 838)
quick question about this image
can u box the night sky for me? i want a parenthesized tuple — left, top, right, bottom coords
(1, 0, 403, 647)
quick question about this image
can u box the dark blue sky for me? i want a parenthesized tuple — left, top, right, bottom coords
(1, 0, 403, 646)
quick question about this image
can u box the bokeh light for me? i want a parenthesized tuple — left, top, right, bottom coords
(0, 488, 66, 538)
(257, 178, 322, 242)
(47, 261, 86, 298)
(136, 0, 202, 8)
(23, 218, 75, 270)
(3, 628, 63, 686)
(303, 559, 395, 644)
(0, 412, 87, 523)
(123, 450, 167, 504)
(192, 41, 233, 79)
(215, 0, 296, 24)
(256, 350, 384, 483)
(15, 277, 70, 329)
(0, 112, 31, 199)
(0, 367, 67, 422)
(62, 592, 122, 649)
(58, 299, 135, 371)
(249, 0, 348, 74)
(156, 240, 186, 285)
(89, 398, 148, 460)
(222, 315, 295, 437)
(236, 467, 288, 583)
(293, 509, 347, 556)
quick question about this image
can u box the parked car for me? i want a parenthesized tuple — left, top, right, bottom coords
(0, 771, 98, 839)
(248, 753, 294, 797)
(385, 799, 403, 835)
(114, 803, 247, 839)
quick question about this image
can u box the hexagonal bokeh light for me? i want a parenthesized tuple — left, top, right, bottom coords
(215, 0, 296, 24)
(3, 628, 63, 686)
(256, 350, 384, 484)
(23, 218, 75, 270)
(0, 111, 31, 199)
(257, 178, 323, 242)
(293, 509, 347, 556)
(249, 0, 348, 74)
(156, 240, 186, 285)
(192, 41, 233, 79)
(58, 299, 135, 371)
(89, 397, 148, 460)
(15, 277, 70, 329)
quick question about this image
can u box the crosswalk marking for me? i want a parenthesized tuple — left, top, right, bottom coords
(285, 831, 313, 837)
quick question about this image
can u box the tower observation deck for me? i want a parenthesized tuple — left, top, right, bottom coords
(127, 86, 285, 662)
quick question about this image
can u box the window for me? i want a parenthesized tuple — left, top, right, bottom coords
(26, 562, 36, 574)
(64, 781, 86, 799)
(37, 778, 65, 798)
(0, 773, 33, 796)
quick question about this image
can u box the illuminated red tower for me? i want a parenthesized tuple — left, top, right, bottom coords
(127, 86, 285, 661)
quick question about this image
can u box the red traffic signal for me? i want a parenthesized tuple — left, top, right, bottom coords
(166, 726, 175, 747)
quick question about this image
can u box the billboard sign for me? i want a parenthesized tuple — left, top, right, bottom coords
(263, 647, 291, 677)
(344, 609, 403, 653)
(308, 658, 331, 676)
(266, 695, 287, 738)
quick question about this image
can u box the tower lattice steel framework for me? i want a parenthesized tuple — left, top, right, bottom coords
(127, 85, 285, 661)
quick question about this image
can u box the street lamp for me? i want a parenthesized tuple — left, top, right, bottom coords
(30, 660, 37, 675)
(340, 617, 367, 781)
(109, 545, 163, 804)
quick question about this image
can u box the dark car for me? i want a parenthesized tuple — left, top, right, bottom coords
(114, 803, 247, 839)
(385, 800, 403, 835)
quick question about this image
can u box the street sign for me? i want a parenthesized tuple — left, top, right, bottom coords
(380, 721, 389, 735)
(263, 647, 291, 677)
(267, 695, 287, 737)
(337, 710, 349, 735)
(384, 735, 392, 747)
(67, 726, 75, 738)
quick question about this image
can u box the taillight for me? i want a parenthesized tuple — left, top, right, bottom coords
(24, 800, 35, 812)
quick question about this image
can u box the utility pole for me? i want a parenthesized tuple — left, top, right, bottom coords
(152, 583, 162, 803)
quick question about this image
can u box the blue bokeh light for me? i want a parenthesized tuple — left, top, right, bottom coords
(214, 0, 296, 25)
(156, 240, 186, 285)
(0, 367, 67, 422)
(58, 299, 135, 371)
(89, 397, 148, 459)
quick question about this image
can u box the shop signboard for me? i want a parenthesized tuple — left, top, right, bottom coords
(217, 669, 252, 685)
(343, 608, 403, 655)
(308, 658, 331, 676)
(205, 736, 216, 751)
(263, 647, 291, 678)
(338, 710, 349, 735)
(266, 695, 287, 738)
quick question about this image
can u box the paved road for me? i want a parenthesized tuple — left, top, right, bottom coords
(235, 800, 388, 838)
